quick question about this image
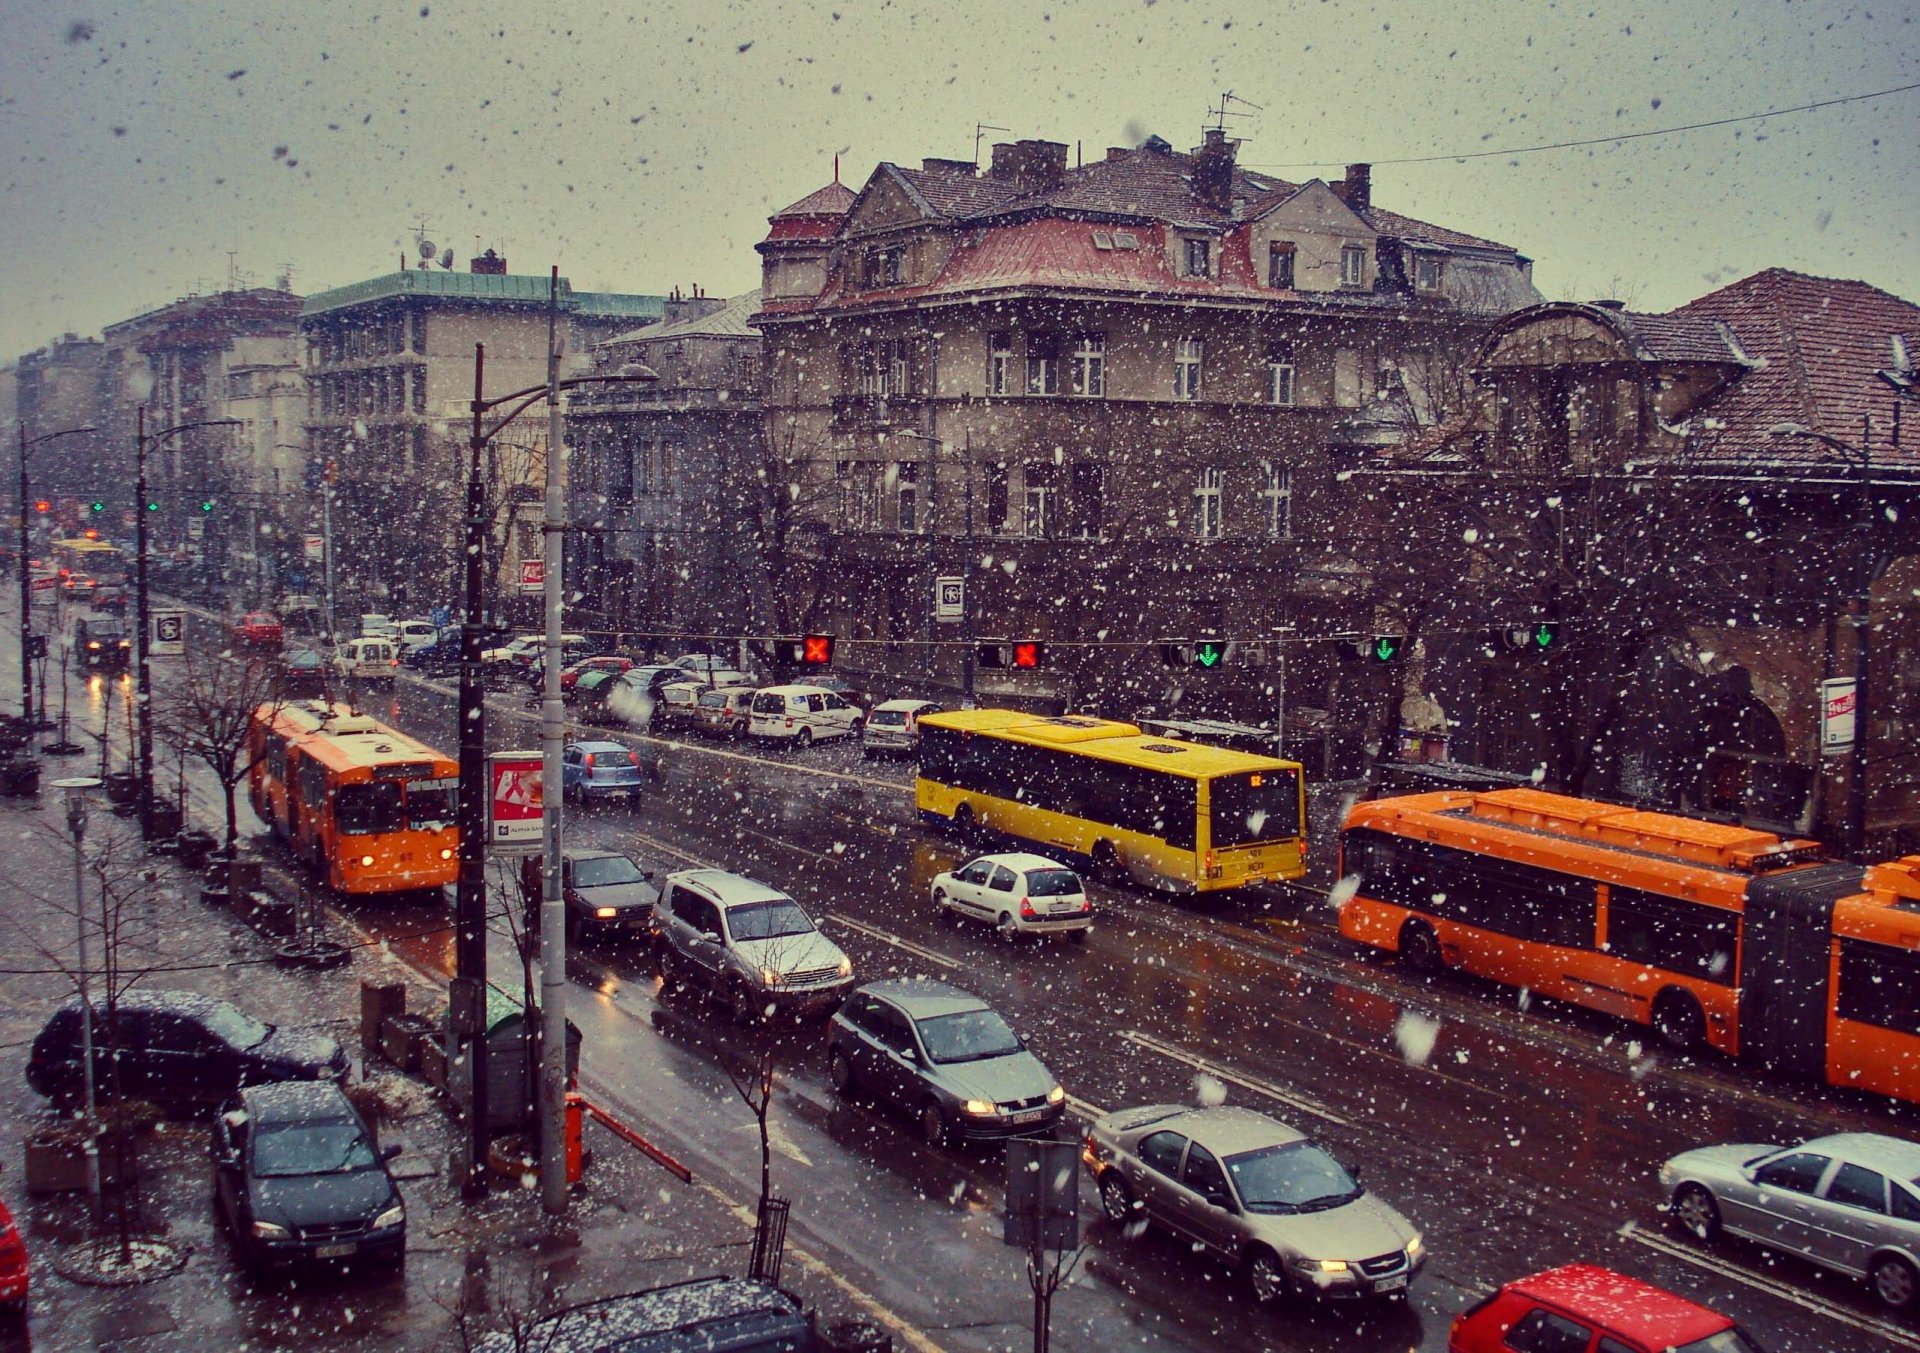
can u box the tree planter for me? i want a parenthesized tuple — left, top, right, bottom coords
(176, 830, 216, 871)
(417, 1032, 449, 1092)
(23, 1127, 136, 1194)
(104, 771, 139, 805)
(238, 891, 295, 937)
(379, 1013, 435, 1073)
(274, 939, 349, 970)
(144, 801, 183, 845)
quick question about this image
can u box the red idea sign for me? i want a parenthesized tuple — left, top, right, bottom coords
(518, 559, 545, 593)
(487, 751, 544, 852)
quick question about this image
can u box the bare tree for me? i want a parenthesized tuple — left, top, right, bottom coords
(156, 650, 286, 887)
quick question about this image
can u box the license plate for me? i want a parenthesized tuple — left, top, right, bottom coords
(1374, 1274, 1406, 1292)
(314, 1242, 357, 1259)
(1011, 1109, 1050, 1125)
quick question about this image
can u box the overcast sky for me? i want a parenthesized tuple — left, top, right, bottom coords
(3, 0, 1914, 359)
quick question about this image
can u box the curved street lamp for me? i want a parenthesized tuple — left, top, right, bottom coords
(17, 421, 97, 727)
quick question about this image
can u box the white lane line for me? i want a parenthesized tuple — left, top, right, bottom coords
(1121, 1029, 1351, 1129)
(1064, 1093, 1107, 1122)
(1621, 1223, 1920, 1350)
(824, 914, 960, 971)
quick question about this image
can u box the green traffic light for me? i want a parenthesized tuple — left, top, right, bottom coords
(1372, 636, 1404, 662)
(1194, 641, 1225, 668)
(198, 501, 215, 512)
(145, 501, 161, 512)
(1531, 622, 1560, 650)
(89, 501, 105, 514)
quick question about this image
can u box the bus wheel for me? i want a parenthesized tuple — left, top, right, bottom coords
(1652, 988, 1706, 1052)
(1091, 840, 1124, 884)
(1398, 919, 1442, 974)
(952, 803, 977, 841)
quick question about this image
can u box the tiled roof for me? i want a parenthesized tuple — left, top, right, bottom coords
(889, 164, 1026, 219)
(1360, 205, 1515, 254)
(1614, 310, 1745, 365)
(772, 181, 856, 219)
(603, 290, 761, 346)
(1672, 268, 1920, 470)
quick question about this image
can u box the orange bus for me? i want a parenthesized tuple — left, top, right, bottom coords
(1339, 789, 1919, 1105)
(247, 700, 458, 895)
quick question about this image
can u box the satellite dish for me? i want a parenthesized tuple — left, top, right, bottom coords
(438, 248, 454, 270)
(418, 238, 437, 260)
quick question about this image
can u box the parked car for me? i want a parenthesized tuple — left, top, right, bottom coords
(693, 686, 757, 739)
(827, 979, 1065, 1147)
(657, 674, 751, 731)
(71, 612, 132, 672)
(279, 648, 329, 699)
(480, 634, 542, 666)
(809, 674, 873, 712)
(668, 652, 733, 675)
(560, 655, 634, 691)
(26, 989, 347, 1115)
(562, 739, 645, 805)
(333, 636, 398, 682)
(568, 667, 623, 713)
(1083, 1104, 1425, 1304)
(525, 847, 660, 945)
(599, 665, 693, 729)
(862, 698, 942, 757)
(931, 852, 1092, 940)
(472, 1277, 816, 1353)
(0, 1196, 29, 1318)
(357, 613, 398, 640)
(651, 869, 853, 1023)
(211, 1081, 405, 1277)
(401, 627, 462, 674)
(1660, 1130, 1920, 1310)
(747, 684, 863, 747)
(392, 618, 439, 652)
(276, 595, 324, 636)
(1448, 1264, 1763, 1353)
(523, 642, 606, 687)
(233, 611, 285, 649)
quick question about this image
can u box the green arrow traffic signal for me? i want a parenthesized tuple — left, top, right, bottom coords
(1193, 640, 1226, 668)
(1371, 635, 1405, 663)
(89, 501, 106, 514)
(1530, 622, 1560, 650)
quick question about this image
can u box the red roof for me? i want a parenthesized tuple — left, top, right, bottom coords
(1508, 1265, 1734, 1347)
(771, 181, 855, 220)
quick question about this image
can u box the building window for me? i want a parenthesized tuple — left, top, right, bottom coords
(1414, 254, 1444, 292)
(1334, 348, 1363, 409)
(887, 339, 910, 397)
(1174, 338, 1204, 401)
(411, 365, 427, 413)
(985, 462, 1010, 534)
(1261, 464, 1292, 539)
(1026, 333, 1060, 396)
(1023, 464, 1057, 539)
(896, 462, 920, 533)
(1183, 237, 1211, 278)
(608, 441, 635, 509)
(1267, 341, 1296, 407)
(1194, 467, 1223, 540)
(1070, 334, 1105, 398)
(1069, 462, 1104, 539)
(1268, 242, 1296, 289)
(660, 436, 681, 494)
(864, 245, 906, 289)
(1340, 244, 1368, 288)
(410, 312, 426, 354)
(988, 332, 1012, 395)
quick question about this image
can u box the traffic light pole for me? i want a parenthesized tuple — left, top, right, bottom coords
(961, 427, 975, 706)
(17, 424, 33, 728)
(134, 407, 153, 839)
(454, 344, 492, 1198)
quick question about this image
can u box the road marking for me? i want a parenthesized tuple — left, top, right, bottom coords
(1621, 1223, 1920, 1350)
(1120, 1029, 1351, 1128)
(824, 914, 960, 971)
(1064, 1093, 1106, 1122)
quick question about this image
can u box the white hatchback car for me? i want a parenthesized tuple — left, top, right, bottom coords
(861, 698, 942, 758)
(931, 852, 1092, 940)
(747, 684, 863, 747)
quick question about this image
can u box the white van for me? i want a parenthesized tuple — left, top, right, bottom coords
(747, 684, 863, 747)
(393, 619, 439, 652)
(334, 637, 399, 682)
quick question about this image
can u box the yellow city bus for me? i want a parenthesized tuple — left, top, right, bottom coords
(914, 710, 1306, 892)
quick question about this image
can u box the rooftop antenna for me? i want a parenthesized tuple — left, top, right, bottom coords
(1206, 90, 1263, 138)
(226, 250, 240, 292)
(974, 122, 1010, 166)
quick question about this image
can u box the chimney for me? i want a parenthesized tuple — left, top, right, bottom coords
(470, 248, 507, 275)
(1193, 127, 1237, 213)
(920, 157, 975, 176)
(1341, 163, 1371, 214)
(988, 139, 1069, 193)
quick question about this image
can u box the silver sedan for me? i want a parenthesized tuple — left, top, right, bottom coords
(1083, 1104, 1424, 1304)
(1660, 1130, 1920, 1310)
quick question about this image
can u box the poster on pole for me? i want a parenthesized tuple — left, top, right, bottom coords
(487, 750, 544, 853)
(304, 534, 325, 562)
(518, 559, 545, 593)
(1819, 677, 1856, 755)
(150, 609, 185, 657)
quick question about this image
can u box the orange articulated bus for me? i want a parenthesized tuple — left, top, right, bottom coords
(1339, 788, 1920, 1106)
(247, 700, 458, 895)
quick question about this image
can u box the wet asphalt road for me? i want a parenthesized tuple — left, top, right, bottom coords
(40, 608, 1920, 1351)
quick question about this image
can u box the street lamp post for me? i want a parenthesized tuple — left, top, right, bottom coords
(453, 324, 655, 1201)
(134, 410, 240, 840)
(17, 422, 96, 727)
(1768, 416, 1878, 857)
(52, 775, 103, 1216)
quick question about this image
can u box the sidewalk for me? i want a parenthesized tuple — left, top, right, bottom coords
(0, 748, 894, 1348)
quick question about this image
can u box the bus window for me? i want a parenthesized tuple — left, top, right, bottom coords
(1606, 887, 1739, 984)
(1836, 938, 1920, 1036)
(337, 781, 405, 835)
(1210, 770, 1302, 847)
(406, 782, 457, 831)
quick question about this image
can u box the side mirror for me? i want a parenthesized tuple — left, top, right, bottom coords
(699, 930, 722, 945)
(379, 1142, 402, 1163)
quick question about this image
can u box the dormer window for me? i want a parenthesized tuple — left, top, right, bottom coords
(1340, 245, 1368, 288)
(1414, 254, 1444, 292)
(1268, 242, 1296, 289)
(1183, 237, 1212, 278)
(863, 245, 906, 289)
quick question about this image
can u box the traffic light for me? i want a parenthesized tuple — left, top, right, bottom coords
(32, 500, 49, 514)
(89, 500, 106, 515)
(977, 641, 1047, 669)
(145, 500, 161, 513)
(1192, 640, 1227, 669)
(1157, 639, 1230, 668)
(82, 528, 99, 541)
(1366, 635, 1405, 663)
(774, 634, 835, 666)
(198, 499, 215, 513)
(1505, 621, 1561, 652)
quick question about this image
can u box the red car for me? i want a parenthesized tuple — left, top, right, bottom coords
(232, 611, 284, 649)
(0, 1195, 28, 1316)
(1450, 1265, 1762, 1353)
(559, 655, 633, 692)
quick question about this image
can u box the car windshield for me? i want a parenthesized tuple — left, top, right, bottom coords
(406, 784, 456, 831)
(251, 1119, 376, 1178)
(752, 692, 785, 714)
(573, 855, 646, 887)
(1224, 1141, 1362, 1214)
(1674, 1331, 1764, 1353)
(1027, 869, 1081, 897)
(698, 691, 728, 708)
(870, 710, 907, 726)
(726, 900, 814, 940)
(201, 1003, 271, 1050)
(336, 781, 405, 835)
(915, 1008, 1023, 1064)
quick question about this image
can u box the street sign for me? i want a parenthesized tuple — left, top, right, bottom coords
(487, 750, 545, 852)
(518, 559, 545, 593)
(288, 569, 308, 591)
(304, 534, 325, 562)
(187, 518, 205, 541)
(431, 606, 451, 629)
(1819, 677, 1857, 754)
(934, 575, 964, 624)
(150, 609, 185, 657)
(1003, 1137, 1079, 1252)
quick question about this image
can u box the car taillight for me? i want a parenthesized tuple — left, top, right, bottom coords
(582, 752, 595, 770)
(784, 716, 793, 728)
(1019, 898, 1037, 920)
(628, 752, 640, 768)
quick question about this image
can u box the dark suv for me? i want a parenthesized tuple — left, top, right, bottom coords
(474, 1276, 818, 1352)
(26, 990, 347, 1114)
(72, 612, 131, 672)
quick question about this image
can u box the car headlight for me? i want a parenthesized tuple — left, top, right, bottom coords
(760, 967, 783, 987)
(835, 956, 852, 978)
(373, 1204, 405, 1230)
(963, 1099, 996, 1116)
(1047, 1085, 1066, 1104)
(1296, 1257, 1349, 1273)
(595, 907, 618, 919)
(251, 1220, 290, 1241)
(1405, 1234, 1423, 1260)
